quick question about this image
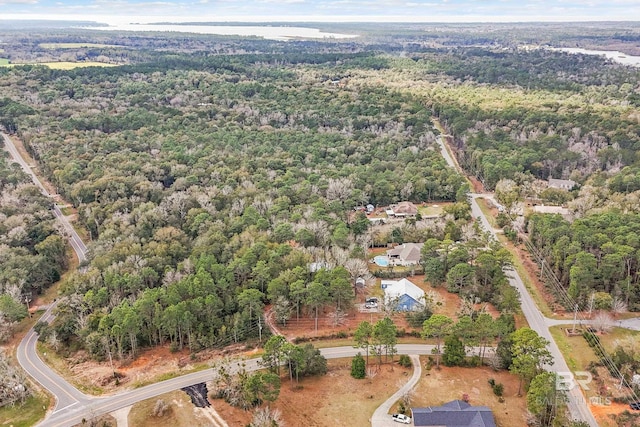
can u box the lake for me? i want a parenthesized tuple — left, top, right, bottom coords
(551, 47, 640, 67)
(86, 24, 358, 41)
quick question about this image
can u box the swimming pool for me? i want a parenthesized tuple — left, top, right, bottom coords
(374, 255, 389, 267)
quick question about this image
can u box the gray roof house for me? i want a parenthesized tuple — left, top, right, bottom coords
(390, 201, 419, 217)
(548, 177, 576, 191)
(411, 400, 497, 427)
(386, 243, 424, 266)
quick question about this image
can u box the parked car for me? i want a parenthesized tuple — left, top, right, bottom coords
(364, 302, 377, 309)
(366, 297, 378, 304)
(391, 413, 411, 424)
(630, 401, 640, 410)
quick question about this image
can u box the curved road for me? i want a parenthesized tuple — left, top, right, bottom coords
(436, 134, 597, 426)
(3, 132, 89, 413)
(6, 129, 598, 426)
(40, 345, 443, 427)
(1, 133, 88, 263)
(6, 132, 441, 426)
(371, 354, 421, 427)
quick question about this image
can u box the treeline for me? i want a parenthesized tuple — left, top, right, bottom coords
(527, 212, 640, 310)
(0, 51, 468, 359)
(0, 151, 65, 342)
(415, 47, 640, 94)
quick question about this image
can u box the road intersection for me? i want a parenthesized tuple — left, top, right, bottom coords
(3, 130, 614, 426)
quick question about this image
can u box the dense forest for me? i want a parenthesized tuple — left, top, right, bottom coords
(0, 23, 639, 364)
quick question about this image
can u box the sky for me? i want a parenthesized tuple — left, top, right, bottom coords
(2, 0, 640, 24)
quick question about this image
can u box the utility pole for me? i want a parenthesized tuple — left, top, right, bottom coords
(572, 304, 579, 334)
(258, 316, 263, 343)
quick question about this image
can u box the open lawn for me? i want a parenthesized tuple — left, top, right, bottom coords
(0, 393, 49, 427)
(0, 58, 8, 65)
(418, 203, 447, 217)
(39, 43, 121, 49)
(412, 362, 528, 427)
(549, 325, 598, 371)
(599, 327, 640, 352)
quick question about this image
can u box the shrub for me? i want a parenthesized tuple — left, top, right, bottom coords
(351, 353, 366, 379)
(398, 354, 412, 368)
(492, 383, 504, 397)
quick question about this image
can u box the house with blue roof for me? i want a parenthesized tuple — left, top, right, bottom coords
(411, 400, 497, 427)
(381, 278, 425, 311)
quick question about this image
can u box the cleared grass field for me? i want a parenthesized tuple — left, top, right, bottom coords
(40, 61, 117, 69)
(0, 393, 49, 427)
(39, 43, 120, 49)
(0, 58, 9, 65)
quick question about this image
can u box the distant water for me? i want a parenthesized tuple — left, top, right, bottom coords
(86, 24, 358, 41)
(551, 47, 640, 67)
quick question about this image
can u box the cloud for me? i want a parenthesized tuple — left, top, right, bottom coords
(0, 0, 38, 4)
(2, 0, 640, 22)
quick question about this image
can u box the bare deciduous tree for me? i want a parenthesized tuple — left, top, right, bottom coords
(0, 350, 30, 408)
(251, 407, 285, 427)
(611, 297, 628, 315)
(326, 309, 347, 327)
(326, 177, 354, 203)
(592, 311, 614, 333)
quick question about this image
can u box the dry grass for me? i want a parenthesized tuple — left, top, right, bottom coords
(418, 203, 446, 217)
(413, 362, 528, 427)
(129, 390, 221, 427)
(222, 358, 412, 427)
(128, 359, 412, 427)
(599, 327, 640, 352)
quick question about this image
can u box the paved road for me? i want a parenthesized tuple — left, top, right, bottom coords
(371, 355, 421, 427)
(435, 134, 597, 425)
(38, 345, 446, 427)
(1, 132, 88, 263)
(16, 305, 90, 412)
(3, 132, 90, 413)
(469, 194, 598, 426)
(7, 129, 598, 426)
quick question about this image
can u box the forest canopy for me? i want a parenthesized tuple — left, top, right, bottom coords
(1, 24, 639, 357)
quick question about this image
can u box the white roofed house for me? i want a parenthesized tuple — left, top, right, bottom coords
(381, 278, 425, 311)
(386, 243, 424, 266)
